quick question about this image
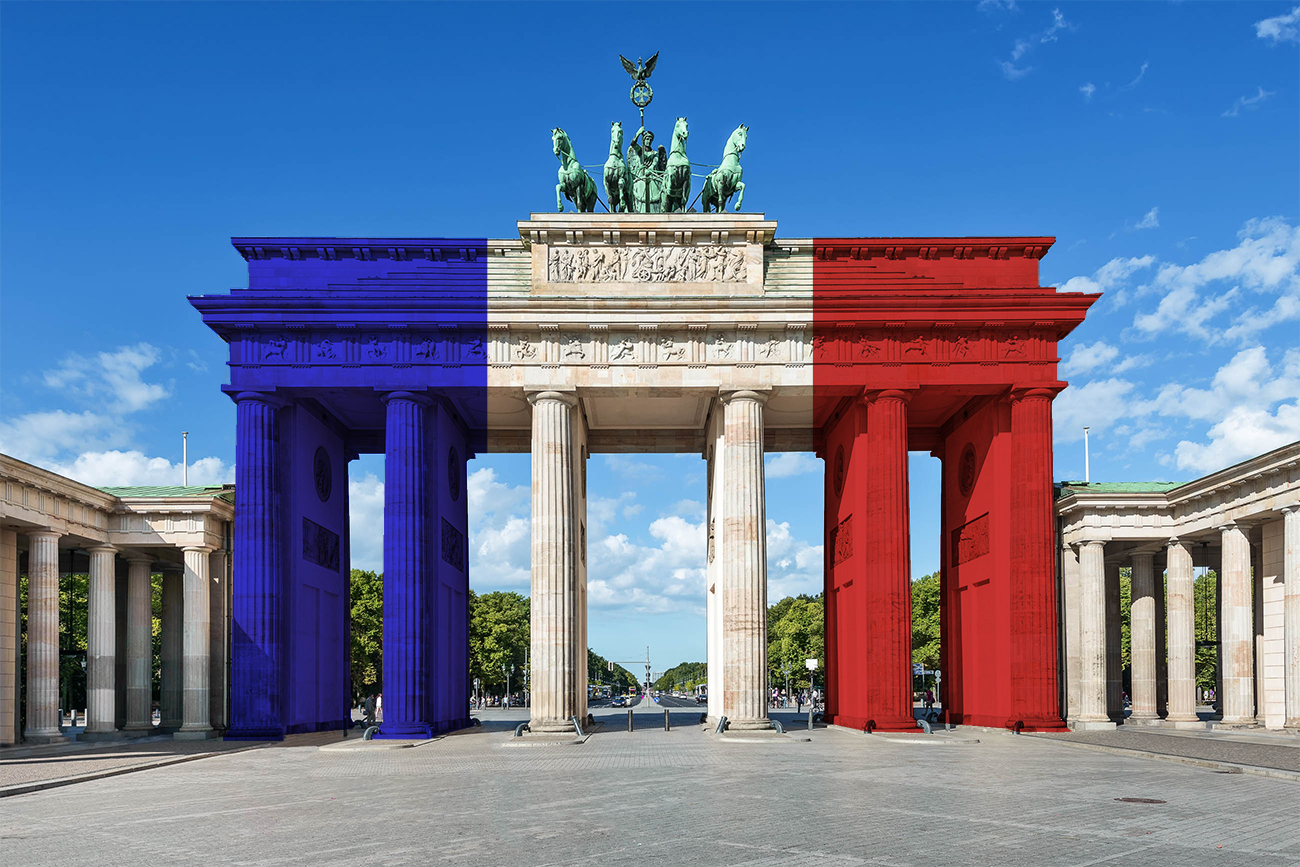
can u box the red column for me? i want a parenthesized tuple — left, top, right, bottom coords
(862, 389, 915, 731)
(1009, 386, 1066, 730)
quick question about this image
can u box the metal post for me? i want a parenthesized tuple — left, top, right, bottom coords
(664, 708, 670, 731)
(627, 709, 633, 732)
(1083, 426, 1090, 484)
(182, 431, 189, 486)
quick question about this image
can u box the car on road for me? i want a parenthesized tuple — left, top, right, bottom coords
(695, 693, 707, 704)
(610, 695, 628, 707)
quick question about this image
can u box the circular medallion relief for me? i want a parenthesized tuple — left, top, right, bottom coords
(448, 447, 460, 501)
(833, 445, 846, 497)
(313, 447, 332, 503)
(958, 443, 977, 498)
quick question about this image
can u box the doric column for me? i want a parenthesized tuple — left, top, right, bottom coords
(84, 545, 119, 737)
(1129, 552, 1158, 722)
(380, 391, 435, 739)
(1061, 542, 1082, 721)
(721, 389, 771, 730)
(528, 391, 580, 733)
(208, 548, 229, 732)
(24, 530, 62, 741)
(1008, 387, 1064, 728)
(1164, 539, 1198, 723)
(1, 529, 20, 745)
(160, 572, 183, 730)
(177, 546, 213, 737)
(123, 554, 154, 732)
(1105, 562, 1122, 721)
(228, 391, 286, 739)
(1283, 506, 1300, 729)
(1074, 539, 1113, 727)
(1219, 522, 1256, 726)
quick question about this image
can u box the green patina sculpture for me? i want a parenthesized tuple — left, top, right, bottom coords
(551, 53, 751, 214)
(552, 127, 597, 213)
(701, 124, 747, 213)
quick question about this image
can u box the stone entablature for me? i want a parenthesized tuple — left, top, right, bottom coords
(1058, 441, 1300, 546)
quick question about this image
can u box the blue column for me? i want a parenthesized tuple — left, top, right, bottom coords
(378, 391, 435, 739)
(226, 392, 286, 740)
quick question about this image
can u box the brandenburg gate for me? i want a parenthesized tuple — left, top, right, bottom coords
(191, 211, 1096, 738)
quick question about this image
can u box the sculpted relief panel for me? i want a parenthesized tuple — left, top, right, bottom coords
(547, 245, 747, 283)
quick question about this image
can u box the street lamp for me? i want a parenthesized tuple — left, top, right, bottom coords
(503, 663, 515, 708)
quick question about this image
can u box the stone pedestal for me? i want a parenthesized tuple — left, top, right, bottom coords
(177, 546, 213, 738)
(1164, 540, 1199, 725)
(528, 391, 582, 734)
(720, 390, 771, 731)
(84, 546, 121, 739)
(1219, 523, 1257, 726)
(23, 531, 64, 742)
(1129, 552, 1159, 722)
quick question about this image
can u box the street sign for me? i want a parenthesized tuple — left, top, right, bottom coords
(805, 658, 818, 670)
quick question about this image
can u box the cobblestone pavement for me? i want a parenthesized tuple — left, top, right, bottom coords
(3, 718, 1298, 866)
(1034, 728, 1300, 773)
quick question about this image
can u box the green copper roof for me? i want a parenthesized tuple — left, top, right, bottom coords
(1056, 481, 1183, 498)
(98, 485, 234, 502)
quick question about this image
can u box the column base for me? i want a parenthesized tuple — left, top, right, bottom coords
(122, 723, 157, 737)
(1067, 717, 1117, 731)
(724, 717, 774, 732)
(81, 729, 128, 742)
(1123, 714, 1165, 727)
(23, 729, 71, 745)
(174, 728, 217, 741)
(373, 723, 434, 740)
(1160, 717, 1210, 730)
(528, 718, 579, 734)
(1213, 718, 1259, 730)
(1283, 718, 1300, 730)
(832, 713, 916, 733)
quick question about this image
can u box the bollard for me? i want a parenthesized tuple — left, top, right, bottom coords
(627, 709, 634, 732)
(808, 707, 814, 731)
(664, 709, 670, 731)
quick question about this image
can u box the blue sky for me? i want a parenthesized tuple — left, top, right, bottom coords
(3, 2, 1297, 671)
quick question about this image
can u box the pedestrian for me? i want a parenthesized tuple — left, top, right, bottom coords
(796, 692, 803, 714)
(363, 694, 376, 726)
(923, 688, 934, 712)
(376, 693, 382, 720)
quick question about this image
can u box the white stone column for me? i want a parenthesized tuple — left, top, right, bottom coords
(1062, 542, 1082, 722)
(528, 391, 580, 733)
(24, 531, 62, 741)
(1165, 539, 1199, 725)
(1219, 522, 1257, 726)
(1129, 552, 1158, 723)
(720, 390, 770, 730)
(160, 571, 183, 730)
(705, 411, 727, 723)
(123, 555, 154, 732)
(1074, 539, 1114, 728)
(177, 546, 212, 738)
(84, 545, 120, 738)
(208, 548, 229, 732)
(1283, 506, 1300, 729)
(0, 529, 19, 746)
(1105, 562, 1122, 721)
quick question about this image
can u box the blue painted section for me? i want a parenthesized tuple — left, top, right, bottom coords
(192, 238, 486, 740)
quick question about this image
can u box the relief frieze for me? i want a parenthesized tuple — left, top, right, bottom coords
(547, 245, 748, 283)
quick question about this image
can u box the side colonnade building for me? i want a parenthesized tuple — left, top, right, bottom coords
(0, 454, 233, 745)
(1058, 440, 1300, 731)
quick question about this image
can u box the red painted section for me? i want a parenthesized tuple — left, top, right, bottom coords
(814, 237, 1095, 733)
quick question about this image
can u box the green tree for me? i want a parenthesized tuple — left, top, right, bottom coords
(653, 661, 706, 692)
(469, 590, 529, 692)
(589, 648, 639, 692)
(1194, 570, 1218, 694)
(910, 572, 940, 672)
(349, 569, 383, 700)
(767, 594, 824, 690)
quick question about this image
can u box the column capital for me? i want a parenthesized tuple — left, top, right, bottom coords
(719, 388, 769, 406)
(232, 390, 287, 409)
(28, 529, 60, 543)
(1280, 504, 1299, 515)
(381, 390, 434, 407)
(1079, 538, 1107, 551)
(86, 544, 118, 555)
(181, 545, 214, 555)
(1217, 520, 1250, 533)
(526, 389, 578, 407)
(1009, 383, 1066, 402)
(860, 387, 914, 405)
(122, 550, 154, 564)
(1130, 550, 1155, 565)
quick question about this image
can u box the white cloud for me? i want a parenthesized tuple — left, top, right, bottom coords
(43, 343, 171, 413)
(602, 454, 663, 481)
(348, 472, 385, 572)
(1057, 254, 1156, 301)
(467, 467, 532, 589)
(996, 7, 1070, 80)
(1060, 341, 1120, 376)
(1222, 86, 1275, 117)
(0, 409, 121, 462)
(45, 450, 232, 488)
(977, 0, 1018, 11)
(1119, 61, 1149, 91)
(765, 452, 821, 479)
(1040, 7, 1069, 43)
(1053, 378, 1139, 443)
(1255, 6, 1300, 42)
(999, 60, 1032, 80)
(1134, 207, 1160, 230)
(1080, 82, 1096, 101)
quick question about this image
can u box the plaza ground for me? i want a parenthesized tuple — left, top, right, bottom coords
(2, 698, 1297, 866)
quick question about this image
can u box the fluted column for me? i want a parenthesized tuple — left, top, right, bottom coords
(1009, 387, 1064, 728)
(24, 531, 62, 741)
(1129, 552, 1158, 722)
(1220, 522, 1256, 726)
(1283, 507, 1300, 729)
(528, 391, 579, 733)
(1165, 539, 1198, 724)
(0, 529, 18, 745)
(228, 391, 286, 739)
(1074, 539, 1113, 727)
(177, 546, 212, 737)
(123, 554, 154, 732)
(84, 545, 119, 737)
(160, 572, 183, 730)
(721, 390, 770, 729)
(1105, 562, 1122, 721)
(380, 391, 435, 739)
